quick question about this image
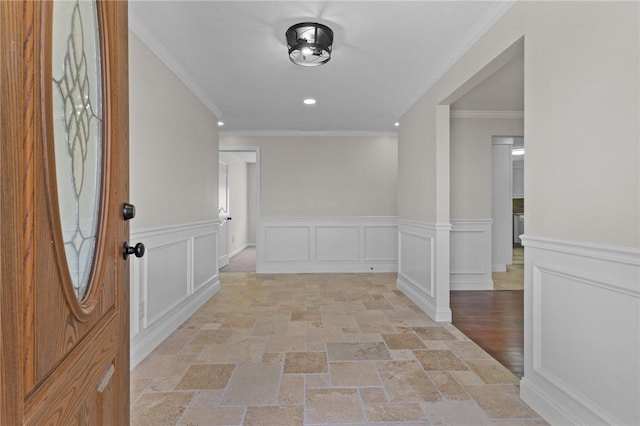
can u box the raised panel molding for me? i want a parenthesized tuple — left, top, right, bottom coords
(450, 219, 493, 290)
(396, 220, 452, 322)
(520, 235, 640, 426)
(257, 217, 397, 273)
(130, 221, 221, 368)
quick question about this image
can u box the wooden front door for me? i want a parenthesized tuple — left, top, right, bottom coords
(1, 1, 130, 424)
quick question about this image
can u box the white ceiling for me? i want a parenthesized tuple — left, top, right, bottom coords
(129, 1, 516, 133)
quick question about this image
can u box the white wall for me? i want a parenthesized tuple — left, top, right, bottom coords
(129, 31, 220, 366)
(220, 134, 397, 217)
(219, 152, 249, 256)
(129, 32, 218, 230)
(448, 116, 523, 286)
(449, 116, 523, 219)
(398, 2, 640, 424)
(220, 134, 398, 273)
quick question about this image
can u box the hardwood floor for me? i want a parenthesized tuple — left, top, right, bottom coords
(450, 290, 524, 378)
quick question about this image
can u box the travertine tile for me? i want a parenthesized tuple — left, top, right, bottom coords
(178, 406, 244, 426)
(327, 342, 391, 361)
(413, 326, 458, 341)
(133, 354, 197, 379)
(278, 375, 304, 405)
(376, 360, 440, 402)
(291, 309, 322, 321)
(190, 330, 233, 345)
(149, 376, 182, 392)
(451, 370, 485, 386)
(382, 333, 426, 349)
(131, 272, 543, 425)
(245, 406, 303, 426)
(413, 350, 469, 371)
(466, 359, 520, 384)
(359, 387, 388, 404)
(305, 388, 365, 424)
(220, 362, 281, 405)
(447, 340, 493, 360)
(131, 392, 194, 426)
(466, 385, 539, 419)
(175, 364, 235, 390)
(329, 361, 382, 387)
(427, 371, 469, 400)
(364, 402, 426, 422)
(220, 316, 256, 329)
(363, 299, 394, 310)
(420, 400, 494, 425)
(305, 373, 332, 388)
(130, 378, 151, 403)
(265, 335, 306, 352)
(283, 352, 328, 374)
(189, 390, 223, 407)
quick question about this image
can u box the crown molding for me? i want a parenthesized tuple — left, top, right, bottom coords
(128, 13, 224, 119)
(219, 130, 397, 138)
(397, 0, 517, 118)
(450, 110, 524, 119)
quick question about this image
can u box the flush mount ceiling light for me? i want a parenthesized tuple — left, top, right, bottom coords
(286, 22, 334, 67)
(303, 98, 316, 105)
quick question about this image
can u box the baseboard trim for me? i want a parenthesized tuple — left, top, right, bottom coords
(450, 279, 494, 291)
(520, 378, 577, 425)
(492, 264, 507, 272)
(229, 243, 251, 258)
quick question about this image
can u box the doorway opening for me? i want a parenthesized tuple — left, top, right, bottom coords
(446, 39, 525, 377)
(218, 147, 260, 273)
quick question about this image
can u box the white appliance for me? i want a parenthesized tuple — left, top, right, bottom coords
(513, 214, 524, 244)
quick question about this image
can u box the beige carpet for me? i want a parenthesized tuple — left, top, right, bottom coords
(221, 247, 256, 273)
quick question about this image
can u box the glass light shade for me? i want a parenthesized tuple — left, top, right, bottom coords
(286, 22, 333, 67)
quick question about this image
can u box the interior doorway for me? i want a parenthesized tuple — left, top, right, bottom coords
(218, 147, 260, 273)
(446, 39, 525, 378)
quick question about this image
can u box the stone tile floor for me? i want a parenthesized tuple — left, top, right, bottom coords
(131, 273, 547, 425)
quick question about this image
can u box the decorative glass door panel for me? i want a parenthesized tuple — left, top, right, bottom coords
(51, 0, 103, 300)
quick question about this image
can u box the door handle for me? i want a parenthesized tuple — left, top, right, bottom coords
(123, 242, 145, 259)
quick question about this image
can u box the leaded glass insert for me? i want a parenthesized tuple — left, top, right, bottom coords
(52, 0, 103, 300)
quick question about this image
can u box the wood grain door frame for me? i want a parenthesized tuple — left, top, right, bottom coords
(1, 1, 130, 424)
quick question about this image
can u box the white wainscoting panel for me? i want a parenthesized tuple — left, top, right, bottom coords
(257, 217, 397, 273)
(397, 220, 452, 322)
(145, 239, 190, 327)
(130, 221, 221, 368)
(316, 226, 360, 261)
(450, 220, 493, 290)
(365, 226, 398, 261)
(265, 226, 310, 262)
(193, 232, 218, 292)
(520, 236, 640, 426)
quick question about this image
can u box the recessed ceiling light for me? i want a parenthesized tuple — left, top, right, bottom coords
(303, 98, 316, 105)
(218, 121, 224, 126)
(394, 122, 399, 127)
(512, 148, 525, 156)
